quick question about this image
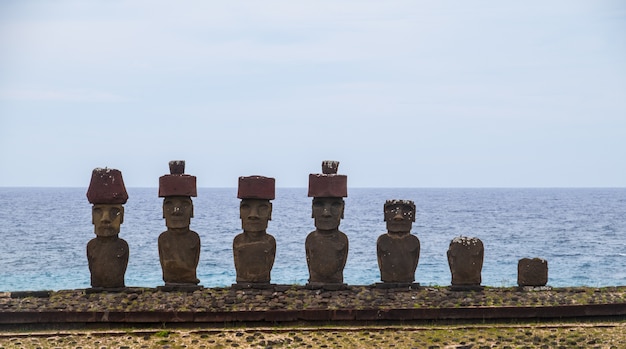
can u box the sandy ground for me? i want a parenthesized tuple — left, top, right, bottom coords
(1, 322, 625, 349)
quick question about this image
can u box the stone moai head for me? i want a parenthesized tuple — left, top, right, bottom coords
(447, 236, 484, 286)
(159, 160, 196, 231)
(384, 199, 415, 235)
(308, 160, 347, 231)
(518, 257, 548, 287)
(237, 175, 275, 232)
(86, 168, 128, 237)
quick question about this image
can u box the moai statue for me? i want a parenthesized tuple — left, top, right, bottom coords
(376, 200, 420, 288)
(518, 257, 548, 288)
(305, 160, 349, 290)
(157, 160, 202, 291)
(447, 236, 484, 290)
(86, 168, 129, 291)
(233, 175, 277, 288)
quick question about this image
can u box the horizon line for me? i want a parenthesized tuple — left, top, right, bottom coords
(1, 186, 625, 189)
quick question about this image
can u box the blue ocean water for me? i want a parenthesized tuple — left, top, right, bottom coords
(0, 188, 624, 291)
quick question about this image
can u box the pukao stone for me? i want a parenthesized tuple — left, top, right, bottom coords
(86, 168, 129, 205)
(233, 176, 276, 287)
(157, 161, 202, 290)
(447, 236, 484, 290)
(159, 160, 197, 197)
(305, 161, 349, 289)
(86, 168, 129, 290)
(518, 257, 548, 287)
(237, 175, 275, 200)
(377, 200, 420, 287)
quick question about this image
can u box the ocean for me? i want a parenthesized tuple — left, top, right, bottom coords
(0, 187, 624, 291)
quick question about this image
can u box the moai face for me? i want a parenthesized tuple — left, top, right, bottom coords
(384, 200, 415, 234)
(240, 198, 272, 232)
(163, 196, 193, 230)
(312, 197, 344, 231)
(92, 204, 124, 237)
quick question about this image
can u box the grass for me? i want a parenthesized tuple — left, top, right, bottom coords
(1, 322, 624, 348)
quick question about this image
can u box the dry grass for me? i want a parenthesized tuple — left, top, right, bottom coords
(1, 322, 625, 349)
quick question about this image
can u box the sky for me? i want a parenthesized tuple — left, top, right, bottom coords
(1, 1, 625, 188)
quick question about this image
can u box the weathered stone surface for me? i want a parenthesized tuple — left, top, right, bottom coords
(87, 236, 128, 288)
(308, 160, 347, 198)
(306, 228, 348, 284)
(86, 168, 129, 289)
(86, 168, 128, 204)
(158, 228, 200, 284)
(3, 286, 626, 315)
(158, 160, 197, 197)
(233, 196, 276, 283)
(91, 204, 124, 237)
(232, 243, 275, 281)
(447, 236, 484, 286)
(169, 160, 185, 174)
(518, 257, 548, 286)
(321, 160, 339, 174)
(158, 161, 200, 286)
(237, 176, 275, 200)
(377, 200, 420, 283)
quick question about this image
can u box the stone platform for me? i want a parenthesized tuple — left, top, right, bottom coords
(1, 285, 625, 329)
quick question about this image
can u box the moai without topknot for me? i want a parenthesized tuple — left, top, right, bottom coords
(447, 236, 484, 290)
(376, 200, 420, 288)
(305, 160, 349, 290)
(86, 168, 129, 290)
(157, 160, 202, 291)
(518, 257, 548, 288)
(233, 175, 277, 288)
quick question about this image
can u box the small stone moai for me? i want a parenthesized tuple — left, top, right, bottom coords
(376, 200, 420, 288)
(86, 168, 129, 290)
(305, 160, 349, 289)
(233, 175, 277, 287)
(518, 257, 548, 287)
(157, 160, 202, 290)
(447, 236, 484, 290)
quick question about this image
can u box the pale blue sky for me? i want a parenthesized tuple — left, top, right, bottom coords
(1, 1, 625, 187)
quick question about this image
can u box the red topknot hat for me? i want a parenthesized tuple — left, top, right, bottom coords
(158, 160, 197, 197)
(238, 175, 275, 200)
(86, 168, 128, 204)
(307, 160, 347, 198)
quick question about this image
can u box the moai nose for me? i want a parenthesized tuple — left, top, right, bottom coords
(248, 205, 260, 219)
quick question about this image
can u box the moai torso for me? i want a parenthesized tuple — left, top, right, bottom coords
(377, 233, 420, 283)
(233, 232, 276, 283)
(306, 230, 349, 284)
(447, 236, 484, 286)
(87, 237, 129, 288)
(158, 229, 201, 284)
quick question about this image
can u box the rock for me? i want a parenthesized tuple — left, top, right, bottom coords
(518, 257, 548, 287)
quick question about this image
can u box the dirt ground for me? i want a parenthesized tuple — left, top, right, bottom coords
(1, 321, 625, 349)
